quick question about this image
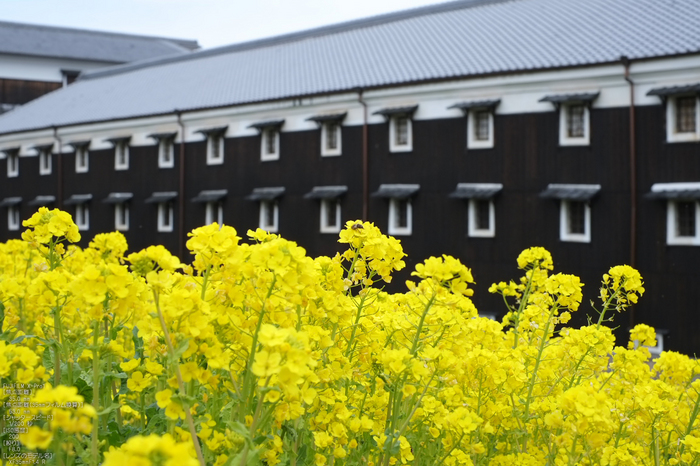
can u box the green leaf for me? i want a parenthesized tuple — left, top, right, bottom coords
(297, 444, 308, 464)
(97, 403, 122, 416)
(132, 326, 144, 359)
(226, 447, 260, 466)
(0, 301, 5, 334)
(167, 338, 192, 364)
(42, 346, 54, 371)
(11, 334, 37, 344)
(106, 421, 122, 447)
(230, 421, 251, 440)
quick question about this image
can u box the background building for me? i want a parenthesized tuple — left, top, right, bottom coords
(0, 20, 199, 113)
(0, 0, 698, 353)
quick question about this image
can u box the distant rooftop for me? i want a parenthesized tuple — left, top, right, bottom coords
(0, 0, 699, 135)
(0, 20, 200, 63)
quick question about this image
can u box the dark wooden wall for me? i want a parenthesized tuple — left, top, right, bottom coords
(0, 78, 61, 105)
(1, 103, 699, 353)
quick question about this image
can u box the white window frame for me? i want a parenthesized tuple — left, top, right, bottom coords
(75, 204, 90, 231)
(75, 146, 89, 173)
(206, 134, 224, 165)
(205, 201, 223, 225)
(632, 331, 665, 357)
(468, 198, 496, 237)
(158, 138, 175, 168)
(559, 200, 591, 243)
(559, 103, 590, 146)
(157, 203, 174, 232)
(259, 200, 279, 232)
(389, 115, 413, 153)
(666, 200, 700, 246)
(467, 109, 494, 149)
(6, 152, 18, 178)
(260, 128, 280, 161)
(321, 122, 342, 157)
(388, 198, 412, 236)
(114, 141, 129, 170)
(7, 205, 20, 231)
(39, 148, 52, 175)
(114, 203, 129, 231)
(666, 95, 700, 143)
(320, 198, 341, 233)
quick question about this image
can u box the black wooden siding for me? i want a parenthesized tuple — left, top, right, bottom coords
(1, 104, 699, 353)
(0, 78, 62, 106)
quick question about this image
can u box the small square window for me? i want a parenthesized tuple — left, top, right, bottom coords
(675, 97, 697, 133)
(114, 203, 129, 231)
(560, 200, 591, 242)
(75, 146, 89, 173)
(75, 204, 90, 231)
(259, 200, 279, 232)
(559, 104, 590, 146)
(388, 198, 412, 236)
(467, 110, 494, 149)
(468, 199, 495, 237)
(320, 199, 341, 233)
(205, 201, 223, 225)
(207, 134, 224, 165)
(158, 203, 174, 232)
(114, 141, 129, 170)
(666, 200, 700, 246)
(7, 205, 20, 231)
(321, 122, 342, 157)
(6, 152, 18, 178)
(261, 128, 280, 161)
(667, 95, 699, 142)
(390, 115, 412, 152)
(39, 149, 52, 175)
(159, 138, 175, 168)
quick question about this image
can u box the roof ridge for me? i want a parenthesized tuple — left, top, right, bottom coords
(80, 0, 515, 81)
(0, 20, 200, 50)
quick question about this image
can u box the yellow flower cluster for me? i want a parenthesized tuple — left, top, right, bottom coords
(103, 434, 198, 466)
(0, 210, 697, 466)
(21, 207, 81, 244)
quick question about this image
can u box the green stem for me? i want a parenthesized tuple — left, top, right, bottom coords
(153, 289, 206, 466)
(410, 291, 437, 355)
(53, 307, 62, 386)
(344, 293, 368, 360)
(679, 388, 700, 458)
(239, 276, 276, 419)
(90, 320, 100, 466)
(522, 305, 558, 450)
(140, 392, 146, 431)
(200, 265, 212, 301)
(512, 271, 535, 349)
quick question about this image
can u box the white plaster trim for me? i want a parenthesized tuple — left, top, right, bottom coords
(320, 122, 342, 157)
(666, 200, 700, 246)
(388, 198, 412, 236)
(666, 95, 700, 143)
(259, 200, 279, 232)
(467, 109, 494, 149)
(320, 199, 341, 234)
(559, 200, 591, 243)
(468, 199, 496, 237)
(559, 104, 590, 146)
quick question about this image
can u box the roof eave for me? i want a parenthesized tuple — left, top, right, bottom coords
(3, 53, 700, 139)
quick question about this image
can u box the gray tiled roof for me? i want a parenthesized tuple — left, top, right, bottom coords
(0, 0, 699, 135)
(0, 21, 199, 63)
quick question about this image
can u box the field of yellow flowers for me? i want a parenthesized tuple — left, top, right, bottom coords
(0, 207, 698, 466)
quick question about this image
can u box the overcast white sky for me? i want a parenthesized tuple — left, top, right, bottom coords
(2, 0, 450, 49)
